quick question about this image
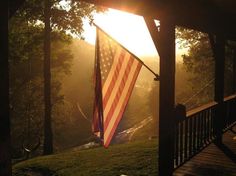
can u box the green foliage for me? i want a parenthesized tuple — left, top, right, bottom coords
(16, 0, 102, 38)
(176, 27, 236, 109)
(9, 0, 101, 157)
(176, 27, 215, 108)
(13, 140, 158, 176)
(9, 14, 74, 156)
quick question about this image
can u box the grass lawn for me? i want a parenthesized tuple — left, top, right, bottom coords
(13, 140, 158, 176)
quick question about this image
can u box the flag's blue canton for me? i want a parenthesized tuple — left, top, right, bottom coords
(98, 34, 116, 84)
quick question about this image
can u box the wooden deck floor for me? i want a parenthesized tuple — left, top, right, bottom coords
(174, 125, 236, 176)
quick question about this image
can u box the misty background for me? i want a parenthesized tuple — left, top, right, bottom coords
(11, 33, 235, 159)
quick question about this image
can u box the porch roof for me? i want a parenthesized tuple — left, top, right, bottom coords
(78, 0, 236, 40)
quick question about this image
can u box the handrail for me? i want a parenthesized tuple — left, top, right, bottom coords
(174, 94, 236, 169)
(174, 101, 217, 169)
(186, 93, 236, 117)
(186, 101, 217, 117)
(224, 94, 236, 102)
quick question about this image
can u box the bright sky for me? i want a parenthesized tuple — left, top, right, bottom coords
(82, 9, 159, 59)
(82, 9, 187, 61)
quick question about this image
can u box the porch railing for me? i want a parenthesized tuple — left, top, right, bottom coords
(223, 94, 236, 130)
(174, 94, 236, 169)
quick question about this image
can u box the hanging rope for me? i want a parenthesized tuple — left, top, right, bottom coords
(183, 78, 215, 105)
(76, 102, 91, 123)
(22, 21, 40, 159)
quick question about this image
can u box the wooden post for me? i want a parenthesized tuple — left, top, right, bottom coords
(213, 35, 225, 144)
(0, 1, 12, 176)
(145, 18, 175, 176)
(233, 49, 236, 93)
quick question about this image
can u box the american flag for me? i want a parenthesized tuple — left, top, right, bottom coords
(92, 26, 143, 148)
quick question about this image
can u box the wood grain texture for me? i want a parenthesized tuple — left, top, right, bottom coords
(174, 125, 236, 176)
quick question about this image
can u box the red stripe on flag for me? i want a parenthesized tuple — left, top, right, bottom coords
(104, 63, 142, 147)
(102, 51, 125, 108)
(93, 27, 143, 148)
(104, 56, 134, 130)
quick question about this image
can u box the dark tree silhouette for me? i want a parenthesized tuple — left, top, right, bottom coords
(0, 1, 11, 175)
(9, 0, 100, 157)
(43, 0, 53, 155)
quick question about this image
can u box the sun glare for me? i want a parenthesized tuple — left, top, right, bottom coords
(83, 9, 159, 59)
(82, 9, 187, 61)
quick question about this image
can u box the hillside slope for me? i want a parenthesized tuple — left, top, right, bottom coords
(13, 140, 158, 176)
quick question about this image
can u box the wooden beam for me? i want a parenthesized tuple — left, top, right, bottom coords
(79, 0, 236, 40)
(144, 17, 161, 55)
(169, 1, 236, 40)
(0, 1, 11, 176)
(11, 0, 236, 40)
(146, 17, 175, 175)
(79, 0, 159, 16)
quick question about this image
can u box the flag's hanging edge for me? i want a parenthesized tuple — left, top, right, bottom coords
(93, 22, 160, 81)
(93, 27, 104, 144)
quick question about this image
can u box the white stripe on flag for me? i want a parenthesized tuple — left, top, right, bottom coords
(104, 60, 140, 143)
(103, 53, 131, 121)
(102, 47, 122, 94)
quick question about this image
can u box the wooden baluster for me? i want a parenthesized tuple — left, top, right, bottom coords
(207, 109, 211, 141)
(234, 98, 236, 123)
(230, 99, 234, 125)
(179, 121, 184, 164)
(233, 50, 236, 94)
(210, 108, 213, 139)
(204, 110, 208, 145)
(175, 123, 179, 166)
(201, 111, 204, 147)
(212, 107, 216, 139)
(202, 111, 205, 145)
(207, 109, 211, 142)
(225, 102, 229, 128)
(193, 116, 197, 154)
(199, 113, 202, 148)
(184, 118, 189, 160)
(189, 117, 193, 156)
(200, 113, 203, 148)
(233, 98, 236, 123)
(197, 114, 201, 150)
(174, 123, 176, 167)
(230, 99, 233, 124)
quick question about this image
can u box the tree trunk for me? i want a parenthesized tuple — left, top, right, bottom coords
(43, 0, 53, 155)
(0, 1, 12, 175)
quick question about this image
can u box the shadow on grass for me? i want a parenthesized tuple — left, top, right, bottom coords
(19, 167, 57, 176)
